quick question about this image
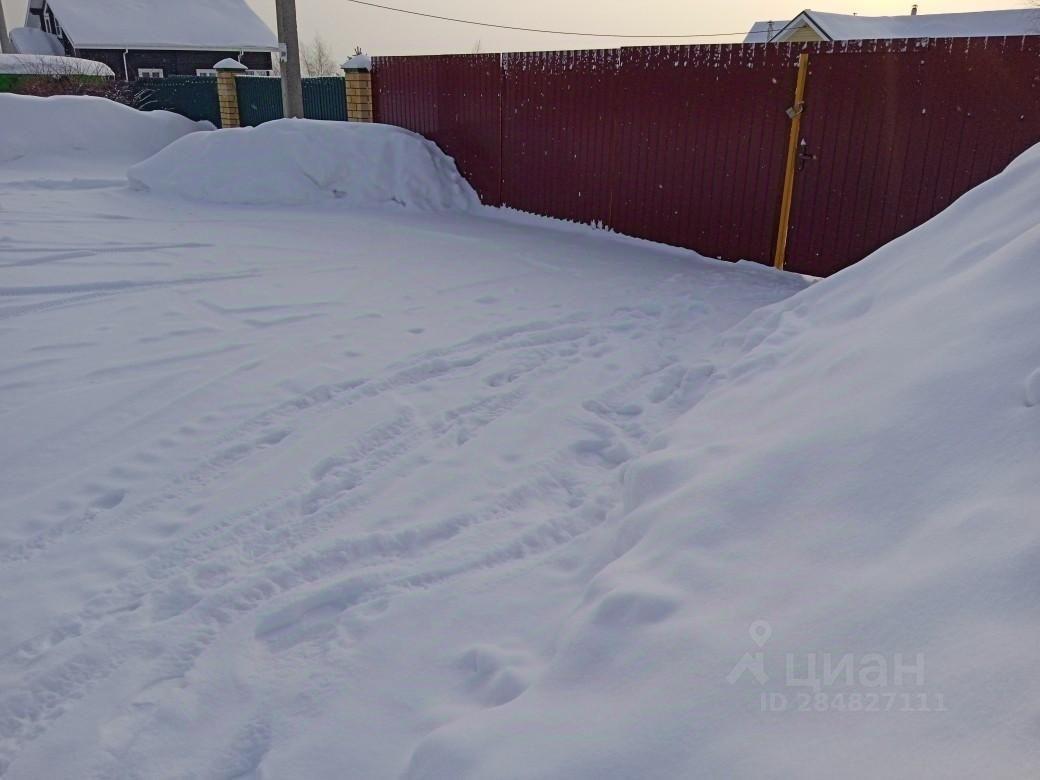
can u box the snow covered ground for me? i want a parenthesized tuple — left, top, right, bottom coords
(0, 97, 806, 778)
(1, 96, 1037, 779)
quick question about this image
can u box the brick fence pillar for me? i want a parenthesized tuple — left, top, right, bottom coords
(214, 58, 248, 128)
(342, 55, 373, 122)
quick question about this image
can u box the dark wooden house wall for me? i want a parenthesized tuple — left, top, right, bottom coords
(74, 49, 274, 80)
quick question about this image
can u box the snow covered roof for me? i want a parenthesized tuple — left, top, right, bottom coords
(9, 26, 65, 56)
(0, 53, 115, 76)
(744, 20, 784, 43)
(745, 8, 1040, 43)
(24, 0, 279, 51)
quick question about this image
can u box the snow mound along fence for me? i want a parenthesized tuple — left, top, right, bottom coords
(0, 93, 210, 165)
(0, 52, 114, 76)
(128, 119, 481, 210)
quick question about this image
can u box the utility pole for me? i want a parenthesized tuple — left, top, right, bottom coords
(275, 0, 304, 118)
(0, 0, 12, 55)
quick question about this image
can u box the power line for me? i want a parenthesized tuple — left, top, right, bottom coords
(340, 0, 749, 39)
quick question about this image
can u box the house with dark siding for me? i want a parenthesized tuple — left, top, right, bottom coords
(12, 0, 278, 80)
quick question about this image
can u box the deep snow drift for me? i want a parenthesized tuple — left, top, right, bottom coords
(406, 144, 1040, 779)
(2, 95, 1038, 779)
(0, 94, 208, 166)
(129, 119, 481, 209)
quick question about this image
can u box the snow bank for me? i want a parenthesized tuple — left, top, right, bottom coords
(0, 94, 209, 165)
(128, 119, 480, 210)
(405, 144, 1040, 779)
(0, 53, 114, 76)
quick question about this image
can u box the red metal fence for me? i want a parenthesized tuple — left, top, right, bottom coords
(374, 37, 1040, 276)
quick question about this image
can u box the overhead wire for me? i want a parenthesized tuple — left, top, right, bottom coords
(339, 0, 751, 39)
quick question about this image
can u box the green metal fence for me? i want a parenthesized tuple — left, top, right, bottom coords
(238, 76, 349, 125)
(133, 75, 348, 127)
(303, 77, 348, 121)
(236, 76, 283, 126)
(136, 77, 221, 126)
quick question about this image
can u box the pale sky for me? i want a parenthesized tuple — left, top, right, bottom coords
(2, 0, 1028, 61)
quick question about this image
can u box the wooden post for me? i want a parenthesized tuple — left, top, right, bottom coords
(773, 52, 810, 271)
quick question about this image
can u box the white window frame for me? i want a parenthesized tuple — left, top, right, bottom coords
(196, 69, 218, 76)
(138, 68, 165, 79)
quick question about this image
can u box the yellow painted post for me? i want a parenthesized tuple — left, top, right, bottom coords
(773, 52, 810, 271)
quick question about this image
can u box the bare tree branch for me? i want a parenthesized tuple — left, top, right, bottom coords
(301, 34, 339, 77)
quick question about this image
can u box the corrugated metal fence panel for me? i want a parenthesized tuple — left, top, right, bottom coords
(502, 49, 619, 224)
(374, 56, 440, 138)
(303, 77, 348, 121)
(376, 40, 1040, 275)
(611, 44, 794, 264)
(374, 54, 502, 204)
(237, 76, 283, 126)
(786, 36, 1040, 277)
(136, 76, 220, 126)
(429, 55, 502, 205)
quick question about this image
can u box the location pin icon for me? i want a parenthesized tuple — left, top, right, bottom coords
(749, 620, 772, 647)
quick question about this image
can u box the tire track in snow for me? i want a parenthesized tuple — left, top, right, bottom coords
(1, 331, 580, 669)
(0, 273, 256, 322)
(0, 315, 594, 567)
(0, 303, 700, 773)
(0, 441, 596, 775)
(1, 314, 590, 657)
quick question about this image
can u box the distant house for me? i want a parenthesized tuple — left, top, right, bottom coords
(745, 8, 1040, 43)
(10, 0, 279, 80)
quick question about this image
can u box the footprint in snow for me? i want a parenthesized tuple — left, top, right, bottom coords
(90, 488, 126, 510)
(1025, 368, 1040, 407)
(455, 644, 533, 707)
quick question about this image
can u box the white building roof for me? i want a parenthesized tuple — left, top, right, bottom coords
(25, 0, 279, 51)
(745, 8, 1040, 43)
(9, 26, 65, 56)
(745, 21, 781, 43)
